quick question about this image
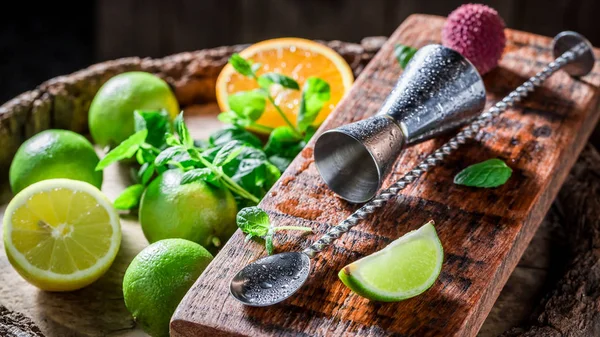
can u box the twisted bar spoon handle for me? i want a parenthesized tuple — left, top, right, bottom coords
(302, 42, 588, 258)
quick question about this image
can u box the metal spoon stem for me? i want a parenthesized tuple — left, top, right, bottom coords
(302, 42, 587, 258)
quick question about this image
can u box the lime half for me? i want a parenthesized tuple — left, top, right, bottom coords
(338, 221, 443, 302)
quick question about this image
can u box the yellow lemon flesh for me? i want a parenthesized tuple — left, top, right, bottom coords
(3, 179, 121, 291)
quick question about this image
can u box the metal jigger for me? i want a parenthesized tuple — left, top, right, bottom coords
(314, 44, 486, 203)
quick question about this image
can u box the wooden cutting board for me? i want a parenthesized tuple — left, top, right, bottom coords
(171, 14, 600, 337)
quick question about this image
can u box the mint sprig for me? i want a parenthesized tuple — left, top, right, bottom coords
(236, 206, 311, 255)
(96, 111, 270, 210)
(454, 158, 512, 188)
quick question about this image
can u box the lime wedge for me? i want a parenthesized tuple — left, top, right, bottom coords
(338, 221, 443, 301)
(3, 179, 121, 291)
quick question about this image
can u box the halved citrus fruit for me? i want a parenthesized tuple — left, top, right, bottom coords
(3, 179, 121, 291)
(216, 37, 354, 133)
(338, 221, 443, 302)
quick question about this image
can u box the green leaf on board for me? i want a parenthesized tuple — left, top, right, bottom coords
(394, 44, 418, 69)
(454, 158, 513, 188)
(236, 206, 271, 238)
(265, 235, 274, 255)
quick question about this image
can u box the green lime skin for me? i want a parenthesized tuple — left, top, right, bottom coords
(88, 71, 179, 147)
(139, 169, 238, 254)
(123, 239, 213, 337)
(9, 129, 103, 194)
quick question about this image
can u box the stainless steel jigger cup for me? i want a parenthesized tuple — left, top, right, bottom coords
(314, 44, 487, 203)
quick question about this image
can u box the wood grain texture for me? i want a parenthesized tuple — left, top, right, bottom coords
(171, 14, 600, 337)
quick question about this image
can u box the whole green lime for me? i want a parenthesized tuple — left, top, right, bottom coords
(9, 129, 103, 193)
(88, 71, 179, 147)
(123, 239, 213, 337)
(139, 169, 238, 254)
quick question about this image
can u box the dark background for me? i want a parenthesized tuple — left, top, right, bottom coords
(2, 0, 599, 103)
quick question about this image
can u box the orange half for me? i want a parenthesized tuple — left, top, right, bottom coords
(216, 38, 354, 133)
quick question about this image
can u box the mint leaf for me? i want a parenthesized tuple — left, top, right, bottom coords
(454, 159, 512, 188)
(265, 126, 302, 151)
(96, 129, 148, 170)
(220, 145, 281, 202)
(394, 44, 418, 69)
(229, 54, 254, 77)
(200, 146, 222, 163)
(209, 126, 262, 148)
(257, 73, 300, 90)
(174, 112, 193, 147)
(237, 206, 312, 255)
(267, 156, 293, 174)
(237, 206, 270, 238)
(134, 110, 171, 148)
(165, 132, 181, 146)
(297, 77, 331, 132)
(113, 184, 145, 210)
(155, 146, 187, 167)
(303, 125, 317, 142)
(264, 126, 304, 172)
(213, 141, 245, 166)
(136, 146, 157, 165)
(138, 162, 155, 185)
(228, 90, 266, 121)
(181, 168, 220, 187)
(218, 110, 243, 125)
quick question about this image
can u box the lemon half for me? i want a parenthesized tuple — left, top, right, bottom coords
(3, 179, 121, 291)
